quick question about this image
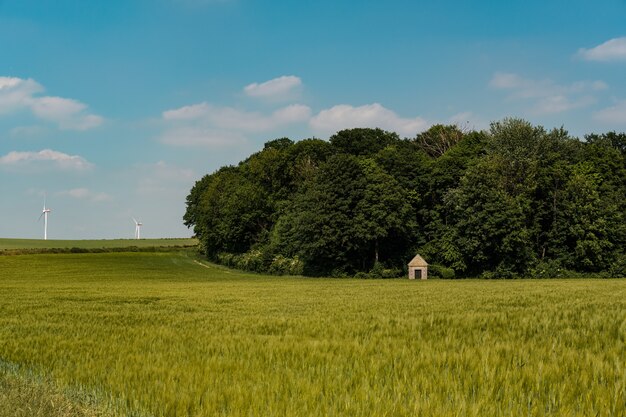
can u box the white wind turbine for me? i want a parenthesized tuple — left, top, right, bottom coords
(38, 196, 52, 240)
(133, 218, 143, 239)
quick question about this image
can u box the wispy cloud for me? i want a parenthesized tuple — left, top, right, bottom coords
(161, 102, 311, 147)
(577, 37, 626, 62)
(57, 188, 111, 202)
(310, 103, 428, 137)
(0, 77, 43, 114)
(489, 72, 607, 114)
(163, 102, 311, 131)
(0, 149, 93, 171)
(243, 75, 302, 100)
(10, 125, 48, 138)
(135, 161, 195, 196)
(162, 78, 435, 146)
(0, 76, 103, 131)
(593, 100, 626, 124)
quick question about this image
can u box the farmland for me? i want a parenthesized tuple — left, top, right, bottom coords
(0, 238, 197, 251)
(1, 250, 625, 416)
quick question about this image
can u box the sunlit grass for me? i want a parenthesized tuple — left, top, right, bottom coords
(0, 252, 624, 416)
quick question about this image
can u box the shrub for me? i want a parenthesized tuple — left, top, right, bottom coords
(528, 259, 578, 278)
(608, 254, 626, 278)
(429, 264, 456, 279)
(235, 250, 264, 272)
(381, 268, 402, 278)
(368, 262, 385, 278)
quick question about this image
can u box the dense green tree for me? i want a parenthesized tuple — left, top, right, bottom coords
(417, 131, 487, 262)
(192, 167, 271, 258)
(445, 159, 533, 276)
(183, 173, 214, 238)
(559, 163, 614, 271)
(184, 122, 626, 278)
(415, 124, 466, 158)
(373, 140, 429, 191)
(329, 128, 400, 156)
(274, 154, 415, 275)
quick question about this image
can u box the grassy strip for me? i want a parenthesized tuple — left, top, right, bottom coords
(0, 360, 120, 417)
(0, 245, 198, 256)
(0, 238, 197, 251)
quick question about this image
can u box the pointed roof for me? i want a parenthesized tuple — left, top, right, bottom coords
(408, 254, 428, 267)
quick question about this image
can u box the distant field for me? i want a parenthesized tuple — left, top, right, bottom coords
(0, 237, 197, 250)
(0, 252, 624, 416)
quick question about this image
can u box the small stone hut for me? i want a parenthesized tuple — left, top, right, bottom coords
(408, 254, 428, 280)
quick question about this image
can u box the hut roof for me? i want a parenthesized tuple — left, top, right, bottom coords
(408, 254, 428, 267)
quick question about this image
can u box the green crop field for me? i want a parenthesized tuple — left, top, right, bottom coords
(0, 251, 624, 416)
(0, 238, 198, 251)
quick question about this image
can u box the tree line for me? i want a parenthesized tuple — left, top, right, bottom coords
(184, 118, 626, 278)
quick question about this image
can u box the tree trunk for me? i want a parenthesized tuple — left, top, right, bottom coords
(374, 239, 379, 264)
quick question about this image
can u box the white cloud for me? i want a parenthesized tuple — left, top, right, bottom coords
(161, 101, 311, 147)
(162, 102, 210, 121)
(0, 149, 93, 171)
(534, 95, 596, 114)
(30, 96, 104, 131)
(309, 103, 428, 137)
(162, 102, 311, 132)
(0, 76, 103, 130)
(244, 75, 302, 100)
(489, 72, 525, 90)
(489, 72, 606, 114)
(593, 100, 626, 124)
(57, 188, 111, 202)
(577, 37, 626, 62)
(0, 77, 43, 114)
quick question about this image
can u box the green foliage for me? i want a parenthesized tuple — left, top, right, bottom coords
(1, 252, 625, 416)
(445, 159, 534, 276)
(185, 122, 626, 278)
(528, 259, 571, 279)
(216, 250, 304, 276)
(267, 254, 304, 276)
(329, 128, 399, 156)
(428, 264, 456, 279)
(415, 124, 465, 158)
(193, 166, 272, 257)
(275, 154, 415, 275)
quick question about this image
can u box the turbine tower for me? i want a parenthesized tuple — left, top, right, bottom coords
(39, 196, 52, 240)
(133, 218, 143, 239)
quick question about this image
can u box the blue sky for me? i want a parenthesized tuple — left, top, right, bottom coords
(1, 0, 626, 239)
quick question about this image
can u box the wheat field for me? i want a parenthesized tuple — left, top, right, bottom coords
(1, 251, 624, 416)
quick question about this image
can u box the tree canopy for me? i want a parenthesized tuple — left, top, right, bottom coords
(184, 120, 626, 278)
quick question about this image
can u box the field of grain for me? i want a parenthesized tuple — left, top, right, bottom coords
(0, 251, 624, 416)
(0, 238, 197, 251)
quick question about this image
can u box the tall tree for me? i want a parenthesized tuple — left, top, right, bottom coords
(275, 154, 415, 275)
(330, 128, 400, 156)
(192, 167, 271, 258)
(415, 124, 466, 158)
